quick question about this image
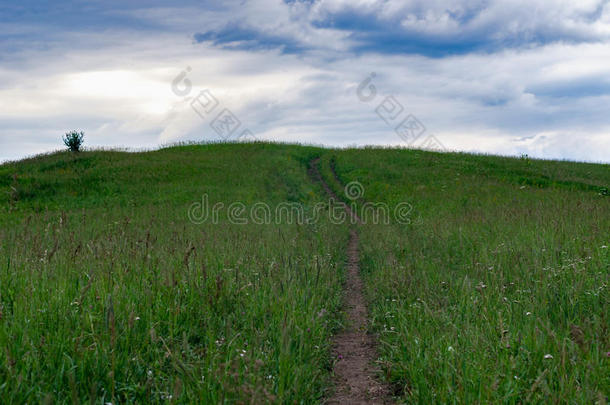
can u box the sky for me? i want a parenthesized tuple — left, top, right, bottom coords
(1, 0, 610, 163)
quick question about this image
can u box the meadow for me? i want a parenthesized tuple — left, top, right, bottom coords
(0, 144, 349, 403)
(322, 149, 609, 403)
(0, 142, 608, 403)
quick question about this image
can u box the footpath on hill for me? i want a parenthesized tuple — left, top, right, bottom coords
(308, 158, 392, 404)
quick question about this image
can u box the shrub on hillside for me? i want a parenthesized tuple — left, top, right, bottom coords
(63, 130, 84, 152)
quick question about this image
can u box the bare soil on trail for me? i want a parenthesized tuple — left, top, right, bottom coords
(308, 158, 392, 404)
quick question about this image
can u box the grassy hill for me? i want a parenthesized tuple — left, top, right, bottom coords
(0, 143, 608, 403)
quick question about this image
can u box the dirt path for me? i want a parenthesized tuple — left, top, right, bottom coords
(309, 158, 391, 404)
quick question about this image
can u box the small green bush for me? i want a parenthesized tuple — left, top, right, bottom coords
(63, 130, 84, 152)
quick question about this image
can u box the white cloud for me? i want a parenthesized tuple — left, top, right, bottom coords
(1, 1, 609, 163)
(312, 0, 610, 43)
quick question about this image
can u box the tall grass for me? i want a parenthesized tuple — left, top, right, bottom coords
(1, 143, 608, 403)
(0, 144, 348, 403)
(329, 148, 609, 403)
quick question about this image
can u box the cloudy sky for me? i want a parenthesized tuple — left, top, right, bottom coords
(1, 0, 610, 162)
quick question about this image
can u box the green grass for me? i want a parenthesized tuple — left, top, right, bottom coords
(0, 143, 348, 403)
(1, 143, 608, 403)
(326, 148, 609, 403)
